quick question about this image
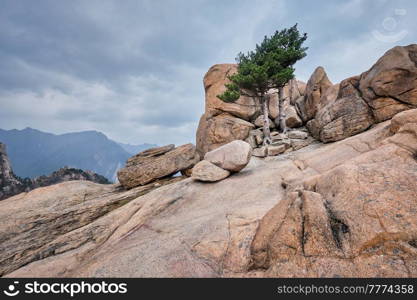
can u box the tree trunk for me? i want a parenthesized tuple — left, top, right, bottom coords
(278, 87, 287, 133)
(262, 94, 272, 145)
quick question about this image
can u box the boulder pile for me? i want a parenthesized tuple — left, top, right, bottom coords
(192, 140, 251, 182)
(196, 45, 417, 156)
(196, 64, 308, 157)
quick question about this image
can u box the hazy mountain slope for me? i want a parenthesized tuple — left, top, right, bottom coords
(0, 128, 132, 181)
(118, 142, 157, 155)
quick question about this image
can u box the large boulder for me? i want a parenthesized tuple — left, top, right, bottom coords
(204, 140, 252, 172)
(117, 144, 200, 188)
(203, 64, 260, 120)
(300, 67, 333, 122)
(126, 144, 175, 167)
(307, 76, 374, 142)
(284, 105, 303, 128)
(359, 44, 417, 107)
(358, 45, 417, 122)
(196, 113, 254, 157)
(306, 45, 417, 143)
(191, 160, 230, 182)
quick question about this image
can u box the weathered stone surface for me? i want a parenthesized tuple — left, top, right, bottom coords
(0, 177, 184, 277)
(268, 80, 306, 119)
(270, 138, 292, 149)
(3, 47, 417, 279)
(180, 168, 193, 177)
(126, 144, 175, 167)
(252, 146, 267, 158)
(295, 96, 307, 122)
(390, 108, 417, 133)
(118, 144, 200, 188)
(288, 130, 308, 140)
(291, 137, 316, 151)
(320, 83, 339, 109)
(370, 97, 412, 123)
(251, 129, 264, 146)
(306, 45, 417, 143)
(267, 144, 286, 156)
(307, 76, 374, 142)
(204, 140, 252, 172)
(285, 105, 303, 128)
(191, 160, 230, 182)
(196, 113, 254, 156)
(301, 67, 333, 122)
(267, 89, 280, 120)
(254, 115, 275, 128)
(5, 158, 284, 278)
(204, 64, 260, 120)
(359, 44, 417, 107)
(251, 113, 417, 277)
(2, 115, 417, 278)
(196, 64, 306, 155)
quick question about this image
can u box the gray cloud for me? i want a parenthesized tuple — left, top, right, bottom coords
(0, 0, 416, 145)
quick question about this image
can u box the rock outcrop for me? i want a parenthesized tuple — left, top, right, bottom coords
(31, 167, 110, 187)
(0, 143, 25, 200)
(304, 45, 417, 142)
(299, 66, 334, 122)
(196, 113, 254, 157)
(117, 144, 200, 188)
(192, 141, 251, 182)
(2, 109, 416, 277)
(1, 45, 417, 279)
(196, 64, 307, 157)
(251, 109, 417, 277)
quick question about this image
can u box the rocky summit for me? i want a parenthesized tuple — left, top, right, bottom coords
(0, 45, 416, 278)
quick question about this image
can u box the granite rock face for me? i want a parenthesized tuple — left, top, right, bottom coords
(204, 140, 252, 172)
(304, 45, 417, 143)
(196, 113, 254, 157)
(251, 110, 417, 277)
(2, 112, 416, 278)
(300, 66, 333, 122)
(196, 64, 306, 156)
(191, 160, 231, 182)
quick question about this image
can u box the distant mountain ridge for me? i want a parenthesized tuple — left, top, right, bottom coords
(118, 142, 157, 155)
(0, 127, 155, 182)
(1, 142, 111, 200)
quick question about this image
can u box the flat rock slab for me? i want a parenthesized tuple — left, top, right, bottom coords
(118, 143, 200, 188)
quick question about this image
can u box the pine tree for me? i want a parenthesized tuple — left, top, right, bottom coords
(217, 24, 308, 144)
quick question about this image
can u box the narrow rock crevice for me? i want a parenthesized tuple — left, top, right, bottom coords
(324, 201, 349, 251)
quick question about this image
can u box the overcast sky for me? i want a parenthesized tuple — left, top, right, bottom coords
(0, 0, 416, 146)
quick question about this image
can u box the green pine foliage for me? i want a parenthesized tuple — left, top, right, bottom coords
(217, 24, 308, 102)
